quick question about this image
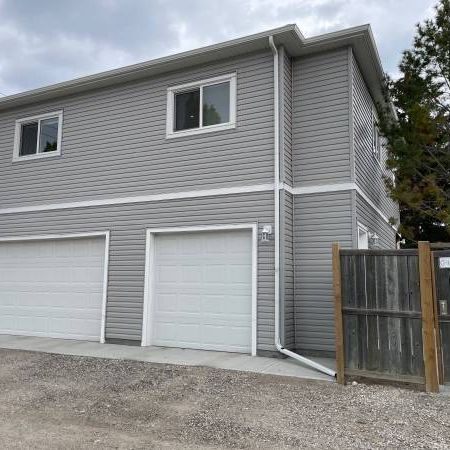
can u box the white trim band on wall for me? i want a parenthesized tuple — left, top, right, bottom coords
(0, 181, 396, 231)
(0, 184, 275, 216)
(290, 182, 397, 231)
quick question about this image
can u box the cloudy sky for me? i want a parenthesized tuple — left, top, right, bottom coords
(0, 0, 436, 97)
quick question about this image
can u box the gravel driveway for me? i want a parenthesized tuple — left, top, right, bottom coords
(0, 349, 449, 449)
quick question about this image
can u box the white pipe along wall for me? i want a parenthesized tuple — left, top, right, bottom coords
(268, 35, 336, 378)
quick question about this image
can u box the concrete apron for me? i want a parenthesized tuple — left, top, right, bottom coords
(0, 334, 335, 382)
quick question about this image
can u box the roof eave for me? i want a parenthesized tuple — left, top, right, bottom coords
(0, 24, 391, 115)
(0, 24, 300, 111)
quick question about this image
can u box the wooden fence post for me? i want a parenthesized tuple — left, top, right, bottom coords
(332, 242, 345, 384)
(418, 241, 439, 393)
(430, 253, 444, 385)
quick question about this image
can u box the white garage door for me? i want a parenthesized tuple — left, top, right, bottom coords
(0, 236, 106, 341)
(151, 229, 253, 353)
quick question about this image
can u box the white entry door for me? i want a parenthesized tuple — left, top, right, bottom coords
(0, 236, 106, 341)
(150, 229, 253, 353)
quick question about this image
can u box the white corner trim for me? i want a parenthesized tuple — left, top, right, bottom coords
(0, 183, 274, 216)
(141, 223, 258, 356)
(0, 230, 110, 344)
(166, 72, 237, 139)
(12, 110, 63, 162)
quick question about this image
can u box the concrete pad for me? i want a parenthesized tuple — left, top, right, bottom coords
(259, 358, 331, 381)
(0, 334, 335, 382)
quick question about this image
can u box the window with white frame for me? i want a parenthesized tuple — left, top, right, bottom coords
(372, 115, 381, 162)
(166, 73, 236, 138)
(13, 111, 63, 161)
(357, 223, 369, 249)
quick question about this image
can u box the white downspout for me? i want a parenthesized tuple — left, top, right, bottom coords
(268, 36, 336, 379)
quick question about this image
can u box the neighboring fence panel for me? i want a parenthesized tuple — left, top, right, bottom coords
(433, 249, 450, 383)
(333, 243, 439, 391)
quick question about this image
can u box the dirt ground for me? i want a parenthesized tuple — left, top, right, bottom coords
(0, 349, 449, 449)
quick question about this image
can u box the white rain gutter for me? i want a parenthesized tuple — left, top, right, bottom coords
(268, 35, 336, 379)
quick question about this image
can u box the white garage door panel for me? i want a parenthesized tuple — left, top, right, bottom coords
(152, 229, 253, 353)
(0, 237, 105, 341)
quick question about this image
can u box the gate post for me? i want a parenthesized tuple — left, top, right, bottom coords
(418, 241, 439, 393)
(332, 242, 345, 385)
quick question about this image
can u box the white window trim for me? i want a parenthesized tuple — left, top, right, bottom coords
(166, 73, 237, 139)
(372, 114, 381, 164)
(141, 223, 257, 356)
(13, 110, 63, 162)
(357, 222, 369, 249)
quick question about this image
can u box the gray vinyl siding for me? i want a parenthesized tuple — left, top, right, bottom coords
(356, 192, 396, 249)
(281, 189, 295, 349)
(292, 48, 351, 186)
(352, 53, 399, 222)
(282, 49, 293, 185)
(0, 191, 276, 351)
(293, 190, 353, 353)
(0, 50, 274, 209)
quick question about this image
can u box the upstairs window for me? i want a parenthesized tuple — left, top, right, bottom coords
(372, 116, 381, 162)
(13, 111, 63, 161)
(357, 223, 369, 249)
(167, 73, 236, 138)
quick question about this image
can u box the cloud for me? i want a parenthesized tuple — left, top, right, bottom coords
(0, 0, 437, 96)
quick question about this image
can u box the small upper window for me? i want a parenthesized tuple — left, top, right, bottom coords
(372, 116, 381, 162)
(167, 74, 236, 138)
(357, 223, 369, 249)
(13, 111, 63, 161)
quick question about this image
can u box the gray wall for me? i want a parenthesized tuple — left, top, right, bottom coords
(281, 48, 293, 185)
(0, 50, 274, 209)
(356, 192, 397, 249)
(278, 47, 295, 349)
(291, 47, 353, 353)
(293, 190, 353, 353)
(351, 52, 399, 223)
(281, 190, 295, 349)
(292, 47, 351, 186)
(0, 192, 277, 350)
(0, 41, 399, 356)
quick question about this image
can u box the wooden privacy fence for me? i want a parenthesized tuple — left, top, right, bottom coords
(333, 242, 440, 392)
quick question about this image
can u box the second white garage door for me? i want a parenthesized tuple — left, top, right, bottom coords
(150, 229, 253, 353)
(0, 236, 106, 341)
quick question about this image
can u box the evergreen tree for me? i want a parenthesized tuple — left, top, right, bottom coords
(379, 0, 450, 246)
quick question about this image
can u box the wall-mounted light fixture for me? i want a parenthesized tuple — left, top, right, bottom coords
(261, 225, 272, 242)
(368, 232, 380, 248)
